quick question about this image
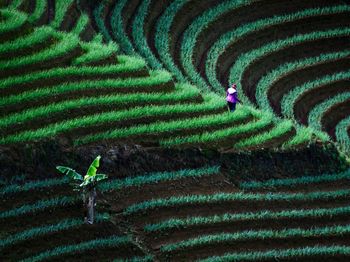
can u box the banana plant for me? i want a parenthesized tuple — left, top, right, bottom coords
(56, 155, 108, 224)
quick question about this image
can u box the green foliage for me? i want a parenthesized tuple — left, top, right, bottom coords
(282, 71, 350, 118)
(257, 50, 350, 114)
(155, 0, 187, 82)
(110, 0, 135, 54)
(99, 165, 220, 192)
(234, 120, 293, 149)
(74, 41, 119, 65)
(56, 166, 82, 181)
(124, 189, 350, 215)
(230, 27, 350, 106)
(0, 196, 78, 219)
(180, 0, 251, 91)
(160, 108, 267, 146)
(336, 116, 350, 153)
(240, 168, 350, 189)
(206, 5, 350, 94)
(132, 0, 162, 69)
(56, 156, 107, 188)
(145, 205, 350, 232)
(308, 92, 350, 131)
(0, 9, 27, 34)
(21, 235, 131, 262)
(161, 224, 350, 252)
(28, 0, 47, 23)
(50, 0, 74, 29)
(200, 246, 350, 262)
(0, 33, 79, 70)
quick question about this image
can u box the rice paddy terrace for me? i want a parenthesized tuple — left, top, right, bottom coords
(92, 0, 350, 153)
(1, 0, 350, 261)
(1, 0, 340, 151)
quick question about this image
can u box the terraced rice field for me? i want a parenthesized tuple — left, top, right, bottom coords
(0, 0, 326, 150)
(92, 0, 350, 153)
(2, 164, 350, 261)
(1, 1, 350, 261)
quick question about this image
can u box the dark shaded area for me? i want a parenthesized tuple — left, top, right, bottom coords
(0, 140, 347, 186)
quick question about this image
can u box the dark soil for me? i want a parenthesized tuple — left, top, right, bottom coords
(321, 100, 350, 139)
(267, 58, 350, 116)
(294, 80, 350, 125)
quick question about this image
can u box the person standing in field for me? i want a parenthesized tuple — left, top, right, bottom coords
(226, 83, 241, 112)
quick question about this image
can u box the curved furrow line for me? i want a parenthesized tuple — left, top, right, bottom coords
(281, 71, 350, 119)
(154, 0, 187, 82)
(131, 0, 163, 69)
(180, 0, 256, 92)
(0, 83, 199, 131)
(110, 0, 137, 55)
(160, 112, 271, 148)
(197, 0, 340, 90)
(308, 93, 350, 132)
(214, 5, 350, 94)
(336, 116, 350, 152)
(0, 72, 172, 115)
(199, 246, 350, 262)
(229, 27, 350, 105)
(255, 50, 350, 115)
(168, 0, 222, 81)
(294, 81, 350, 125)
(0, 94, 225, 144)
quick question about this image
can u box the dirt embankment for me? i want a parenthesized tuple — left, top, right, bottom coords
(0, 140, 347, 185)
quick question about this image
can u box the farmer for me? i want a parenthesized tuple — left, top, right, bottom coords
(226, 83, 241, 112)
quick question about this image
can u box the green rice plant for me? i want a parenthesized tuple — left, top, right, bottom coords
(0, 33, 79, 70)
(0, 26, 53, 54)
(92, 33, 103, 44)
(145, 205, 350, 232)
(200, 245, 350, 262)
(110, 0, 135, 54)
(0, 196, 78, 219)
(233, 120, 293, 149)
(160, 109, 269, 147)
(256, 50, 350, 114)
(0, 55, 147, 92)
(282, 125, 330, 149)
(113, 256, 154, 262)
(21, 235, 131, 262)
(49, 0, 74, 29)
(0, 93, 224, 144)
(71, 13, 89, 36)
(181, 0, 252, 92)
(75, 110, 247, 146)
(154, 0, 187, 82)
(230, 27, 350, 105)
(124, 189, 350, 215)
(0, 82, 196, 128)
(206, 5, 350, 94)
(335, 116, 350, 153)
(0, 216, 103, 249)
(0, 177, 68, 196)
(93, 2, 112, 42)
(99, 166, 220, 192)
(161, 224, 350, 252)
(0, 8, 27, 34)
(308, 92, 350, 131)
(240, 168, 350, 190)
(1, 69, 170, 106)
(9, 0, 23, 8)
(28, 0, 47, 23)
(282, 71, 350, 118)
(73, 41, 119, 65)
(132, 0, 162, 69)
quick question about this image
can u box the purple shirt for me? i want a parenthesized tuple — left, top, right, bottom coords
(226, 90, 238, 103)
